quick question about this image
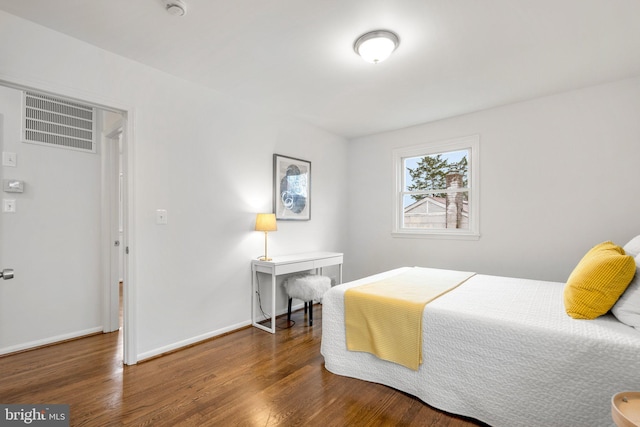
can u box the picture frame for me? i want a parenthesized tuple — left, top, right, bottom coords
(273, 154, 311, 221)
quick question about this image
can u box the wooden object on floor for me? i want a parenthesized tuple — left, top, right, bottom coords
(0, 306, 485, 426)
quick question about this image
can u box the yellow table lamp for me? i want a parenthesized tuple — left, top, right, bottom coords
(255, 213, 277, 261)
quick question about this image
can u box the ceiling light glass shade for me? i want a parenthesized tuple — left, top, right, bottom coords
(354, 30, 400, 63)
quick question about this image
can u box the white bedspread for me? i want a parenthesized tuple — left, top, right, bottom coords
(321, 268, 640, 427)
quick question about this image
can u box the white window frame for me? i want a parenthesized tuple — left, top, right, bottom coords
(392, 134, 480, 240)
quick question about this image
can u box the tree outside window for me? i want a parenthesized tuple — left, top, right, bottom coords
(392, 135, 479, 239)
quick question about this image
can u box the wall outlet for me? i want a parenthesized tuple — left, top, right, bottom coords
(156, 209, 168, 224)
(3, 199, 16, 213)
(2, 152, 17, 167)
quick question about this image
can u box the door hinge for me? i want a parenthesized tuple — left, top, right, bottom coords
(126, 246, 129, 254)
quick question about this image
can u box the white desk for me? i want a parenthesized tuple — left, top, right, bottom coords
(251, 251, 343, 333)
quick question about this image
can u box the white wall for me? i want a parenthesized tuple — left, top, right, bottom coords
(0, 86, 103, 351)
(346, 76, 640, 283)
(0, 11, 348, 359)
(3, 8, 639, 360)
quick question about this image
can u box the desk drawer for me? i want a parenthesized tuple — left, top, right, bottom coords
(314, 256, 343, 269)
(274, 261, 315, 275)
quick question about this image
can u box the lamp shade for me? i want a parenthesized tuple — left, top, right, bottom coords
(255, 213, 277, 232)
(354, 30, 400, 63)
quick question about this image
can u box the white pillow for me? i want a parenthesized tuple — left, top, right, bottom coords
(612, 254, 640, 330)
(623, 235, 640, 257)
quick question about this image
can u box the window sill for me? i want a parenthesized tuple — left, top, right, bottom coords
(391, 231, 480, 240)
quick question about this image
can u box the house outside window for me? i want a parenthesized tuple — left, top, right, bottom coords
(392, 135, 479, 239)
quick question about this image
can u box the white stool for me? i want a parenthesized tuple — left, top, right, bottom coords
(284, 275, 331, 326)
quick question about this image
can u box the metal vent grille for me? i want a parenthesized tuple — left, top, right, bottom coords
(23, 91, 96, 152)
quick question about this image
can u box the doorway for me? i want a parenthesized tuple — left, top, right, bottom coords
(0, 82, 133, 363)
(103, 120, 125, 333)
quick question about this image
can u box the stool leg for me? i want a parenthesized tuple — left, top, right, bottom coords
(309, 301, 313, 326)
(304, 302, 308, 314)
(287, 297, 292, 322)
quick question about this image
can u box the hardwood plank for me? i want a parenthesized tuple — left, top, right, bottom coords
(0, 305, 485, 426)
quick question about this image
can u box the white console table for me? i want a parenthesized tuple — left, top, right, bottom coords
(251, 251, 343, 333)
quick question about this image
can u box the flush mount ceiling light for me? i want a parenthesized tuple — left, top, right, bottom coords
(354, 30, 400, 64)
(164, 0, 187, 16)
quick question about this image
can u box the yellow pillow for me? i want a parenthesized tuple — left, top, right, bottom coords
(564, 241, 635, 319)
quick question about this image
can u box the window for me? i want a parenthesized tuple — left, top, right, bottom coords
(392, 135, 479, 239)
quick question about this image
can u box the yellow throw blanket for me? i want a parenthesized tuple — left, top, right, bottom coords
(344, 267, 475, 370)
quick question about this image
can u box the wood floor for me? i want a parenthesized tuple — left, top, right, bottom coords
(0, 306, 485, 426)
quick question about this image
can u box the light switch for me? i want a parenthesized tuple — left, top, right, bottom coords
(156, 209, 168, 225)
(2, 152, 17, 167)
(3, 199, 16, 213)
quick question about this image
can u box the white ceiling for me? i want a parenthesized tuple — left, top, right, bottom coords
(1, 0, 640, 139)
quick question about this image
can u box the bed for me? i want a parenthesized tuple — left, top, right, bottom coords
(321, 266, 640, 427)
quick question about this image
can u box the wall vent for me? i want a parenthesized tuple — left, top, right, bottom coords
(22, 91, 96, 153)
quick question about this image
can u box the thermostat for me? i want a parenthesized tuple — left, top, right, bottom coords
(3, 179, 24, 193)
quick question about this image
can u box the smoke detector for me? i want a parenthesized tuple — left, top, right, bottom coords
(164, 0, 187, 16)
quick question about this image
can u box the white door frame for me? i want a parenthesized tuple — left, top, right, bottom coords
(0, 74, 138, 365)
(102, 124, 123, 334)
(120, 116, 137, 365)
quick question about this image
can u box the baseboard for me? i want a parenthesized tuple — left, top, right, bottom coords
(136, 320, 252, 362)
(0, 326, 104, 356)
(136, 303, 312, 362)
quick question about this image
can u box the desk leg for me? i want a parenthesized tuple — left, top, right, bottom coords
(320, 265, 342, 285)
(252, 269, 276, 334)
(251, 267, 255, 327)
(270, 272, 276, 333)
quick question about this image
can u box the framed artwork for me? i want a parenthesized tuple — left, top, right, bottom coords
(273, 154, 311, 220)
